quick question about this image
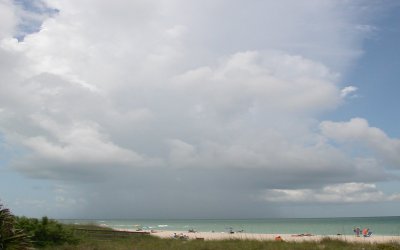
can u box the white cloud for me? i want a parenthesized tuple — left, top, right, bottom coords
(340, 85, 358, 98)
(321, 118, 400, 168)
(23, 120, 143, 165)
(262, 183, 400, 203)
(0, 0, 16, 39)
(0, 0, 398, 217)
(174, 51, 340, 117)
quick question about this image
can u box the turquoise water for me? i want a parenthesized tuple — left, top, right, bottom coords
(59, 217, 400, 236)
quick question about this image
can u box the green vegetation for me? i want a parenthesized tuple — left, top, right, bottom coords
(15, 216, 78, 247)
(0, 203, 32, 250)
(1, 201, 77, 249)
(39, 234, 400, 250)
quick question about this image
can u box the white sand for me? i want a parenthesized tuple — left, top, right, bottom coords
(147, 230, 400, 243)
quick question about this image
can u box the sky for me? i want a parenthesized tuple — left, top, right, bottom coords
(0, 0, 400, 219)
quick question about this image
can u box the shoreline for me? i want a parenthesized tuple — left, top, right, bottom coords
(116, 229, 400, 243)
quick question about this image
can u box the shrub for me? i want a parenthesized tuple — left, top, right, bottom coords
(15, 216, 78, 247)
(0, 203, 33, 250)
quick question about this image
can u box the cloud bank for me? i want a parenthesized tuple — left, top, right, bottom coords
(262, 183, 400, 203)
(0, 0, 399, 218)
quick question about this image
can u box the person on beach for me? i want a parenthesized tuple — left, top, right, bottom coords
(362, 228, 372, 237)
(353, 227, 360, 237)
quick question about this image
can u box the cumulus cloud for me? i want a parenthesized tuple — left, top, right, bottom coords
(0, 0, 16, 39)
(321, 118, 400, 168)
(0, 0, 398, 217)
(262, 183, 400, 203)
(173, 51, 340, 117)
(340, 85, 358, 98)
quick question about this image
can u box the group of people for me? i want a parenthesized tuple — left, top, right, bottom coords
(172, 232, 189, 240)
(353, 227, 372, 237)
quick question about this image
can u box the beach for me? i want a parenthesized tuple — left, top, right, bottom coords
(149, 230, 400, 243)
(62, 217, 400, 244)
(63, 216, 400, 236)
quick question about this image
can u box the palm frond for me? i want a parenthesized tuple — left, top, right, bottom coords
(0, 202, 33, 250)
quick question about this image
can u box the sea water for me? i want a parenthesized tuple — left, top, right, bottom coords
(59, 217, 400, 236)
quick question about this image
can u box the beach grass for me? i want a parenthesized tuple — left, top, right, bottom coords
(39, 234, 400, 250)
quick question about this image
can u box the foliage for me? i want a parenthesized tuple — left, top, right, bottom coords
(39, 234, 400, 250)
(15, 216, 78, 247)
(0, 203, 33, 250)
(376, 243, 400, 250)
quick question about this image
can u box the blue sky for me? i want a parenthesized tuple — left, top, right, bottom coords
(1, 0, 400, 219)
(334, 6, 400, 138)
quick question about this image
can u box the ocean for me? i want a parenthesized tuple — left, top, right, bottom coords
(59, 216, 400, 236)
